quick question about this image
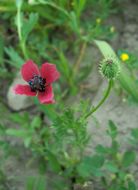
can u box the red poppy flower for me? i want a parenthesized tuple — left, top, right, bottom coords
(13, 60, 60, 104)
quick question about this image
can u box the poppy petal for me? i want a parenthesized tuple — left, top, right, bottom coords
(38, 85, 54, 104)
(21, 60, 40, 82)
(40, 63, 60, 84)
(13, 85, 36, 96)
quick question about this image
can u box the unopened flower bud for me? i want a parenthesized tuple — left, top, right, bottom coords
(125, 174, 134, 181)
(99, 57, 120, 79)
(110, 174, 116, 180)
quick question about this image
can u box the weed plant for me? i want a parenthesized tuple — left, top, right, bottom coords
(0, 0, 138, 190)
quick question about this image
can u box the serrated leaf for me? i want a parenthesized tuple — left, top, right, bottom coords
(107, 120, 118, 139)
(24, 137, 32, 148)
(77, 157, 93, 178)
(56, 51, 71, 78)
(128, 181, 136, 190)
(22, 13, 39, 42)
(47, 151, 61, 173)
(91, 155, 105, 168)
(69, 11, 79, 34)
(5, 46, 24, 68)
(109, 140, 119, 154)
(122, 151, 136, 167)
(77, 155, 104, 178)
(31, 116, 41, 129)
(105, 162, 118, 173)
(10, 113, 24, 124)
(95, 144, 108, 154)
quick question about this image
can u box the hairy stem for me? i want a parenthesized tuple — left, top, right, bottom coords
(85, 79, 113, 119)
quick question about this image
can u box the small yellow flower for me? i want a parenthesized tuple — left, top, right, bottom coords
(120, 53, 129, 62)
(110, 26, 115, 33)
(96, 18, 101, 24)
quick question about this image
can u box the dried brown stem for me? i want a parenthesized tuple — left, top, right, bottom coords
(74, 41, 87, 74)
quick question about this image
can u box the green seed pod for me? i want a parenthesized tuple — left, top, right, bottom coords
(99, 57, 120, 79)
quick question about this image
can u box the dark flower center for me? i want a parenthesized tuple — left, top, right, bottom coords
(28, 75, 46, 92)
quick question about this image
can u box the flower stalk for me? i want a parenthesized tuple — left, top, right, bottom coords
(85, 79, 113, 119)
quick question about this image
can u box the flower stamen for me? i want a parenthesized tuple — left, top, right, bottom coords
(28, 75, 46, 92)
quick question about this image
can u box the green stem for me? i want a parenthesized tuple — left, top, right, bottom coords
(85, 79, 113, 119)
(17, 4, 28, 60)
(21, 41, 28, 60)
